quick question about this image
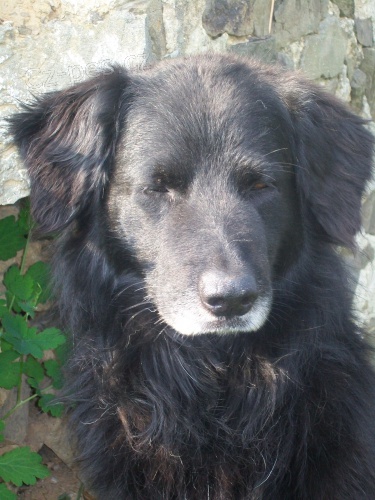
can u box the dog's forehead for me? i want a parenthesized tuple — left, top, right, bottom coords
(131, 59, 284, 133)
(120, 59, 292, 176)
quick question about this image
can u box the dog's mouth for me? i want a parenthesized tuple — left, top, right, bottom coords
(156, 292, 273, 336)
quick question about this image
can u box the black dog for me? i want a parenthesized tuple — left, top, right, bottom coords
(10, 54, 375, 499)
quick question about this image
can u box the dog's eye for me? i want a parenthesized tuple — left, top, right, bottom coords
(143, 177, 170, 195)
(252, 181, 268, 190)
(238, 172, 271, 195)
(143, 185, 169, 195)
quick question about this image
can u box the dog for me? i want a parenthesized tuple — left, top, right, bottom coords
(10, 54, 375, 499)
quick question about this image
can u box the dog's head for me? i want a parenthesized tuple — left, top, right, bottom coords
(10, 55, 374, 336)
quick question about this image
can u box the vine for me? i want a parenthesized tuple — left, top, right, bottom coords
(0, 200, 67, 498)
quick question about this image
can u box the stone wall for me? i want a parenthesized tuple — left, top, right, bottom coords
(0, 0, 374, 331)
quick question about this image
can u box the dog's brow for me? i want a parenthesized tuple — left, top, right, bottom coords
(232, 147, 290, 172)
(233, 159, 279, 176)
(148, 164, 190, 190)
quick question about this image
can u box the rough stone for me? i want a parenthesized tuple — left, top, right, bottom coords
(362, 190, 375, 235)
(273, 0, 328, 48)
(351, 67, 367, 88)
(355, 17, 374, 46)
(355, 0, 375, 21)
(340, 17, 363, 81)
(301, 16, 347, 79)
(336, 64, 351, 101)
(0, 152, 30, 205)
(354, 234, 375, 334)
(278, 39, 305, 69)
(160, 0, 229, 56)
(332, 0, 355, 17)
(147, 0, 167, 61)
(0, 2, 151, 206)
(360, 47, 375, 116)
(202, 0, 272, 38)
(26, 411, 74, 465)
(228, 36, 277, 63)
(350, 68, 367, 111)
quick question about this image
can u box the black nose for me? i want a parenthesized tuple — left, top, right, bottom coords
(199, 270, 258, 318)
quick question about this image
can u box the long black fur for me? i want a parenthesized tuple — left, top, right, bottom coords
(9, 55, 375, 499)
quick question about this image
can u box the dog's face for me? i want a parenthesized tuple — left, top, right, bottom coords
(108, 63, 302, 335)
(10, 55, 373, 337)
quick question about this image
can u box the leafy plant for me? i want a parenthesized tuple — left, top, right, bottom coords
(0, 201, 67, 497)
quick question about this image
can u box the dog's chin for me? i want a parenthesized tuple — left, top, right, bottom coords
(161, 293, 272, 336)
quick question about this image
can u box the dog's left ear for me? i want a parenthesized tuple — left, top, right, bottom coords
(9, 67, 130, 234)
(289, 84, 374, 248)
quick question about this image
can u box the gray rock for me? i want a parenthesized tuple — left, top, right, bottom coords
(331, 0, 354, 17)
(300, 16, 347, 79)
(355, 18, 373, 47)
(276, 52, 294, 69)
(161, 0, 229, 56)
(26, 412, 74, 465)
(147, 0, 167, 61)
(0, 3, 151, 205)
(363, 191, 375, 236)
(273, 0, 328, 48)
(202, 0, 272, 38)
(228, 36, 277, 63)
(340, 17, 363, 82)
(351, 68, 367, 89)
(354, 235, 375, 335)
(360, 48, 375, 117)
(350, 68, 368, 112)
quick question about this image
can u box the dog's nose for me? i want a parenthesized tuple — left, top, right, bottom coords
(199, 270, 258, 318)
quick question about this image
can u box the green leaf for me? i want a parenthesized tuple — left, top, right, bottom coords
(24, 356, 45, 384)
(27, 377, 40, 390)
(3, 266, 36, 302)
(3, 316, 66, 358)
(2, 313, 42, 358)
(38, 393, 64, 417)
(18, 299, 37, 318)
(0, 483, 17, 500)
(0, 301, 8, 318)
(44, 359, 64, 389)
(26, 261, 51, 304)
(17, 201, 31, 234)
(0, 340, 14, 352)
(5, 291, 20, 312)
(0, 446, 50, 486)
(0, 216, 26, 261)
(0, 351, 20, 389)
(35, 327, 66, 351)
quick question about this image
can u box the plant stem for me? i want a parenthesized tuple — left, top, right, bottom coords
(2, 384, 53, 421)
(76, 482, 85, 500)
(19, 221, 32, 276)
(16, 355, 24, 404)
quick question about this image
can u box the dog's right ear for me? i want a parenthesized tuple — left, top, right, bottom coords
(9, 66, 130, 234)
(282, 78, 374, 248)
